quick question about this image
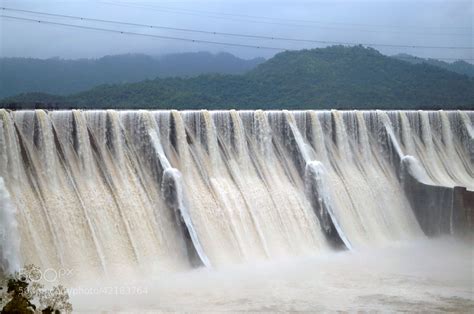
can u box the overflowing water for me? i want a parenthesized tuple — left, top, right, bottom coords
(0, 177, 21, 274)
(0, 109, 472, 310)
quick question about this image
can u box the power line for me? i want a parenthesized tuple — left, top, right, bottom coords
(100, 1, 472, 36)
(113, 2, 468, 29)
(0, 15, 286, 51)
(1, 14, 473, 62)
(2, 7, 473, 51)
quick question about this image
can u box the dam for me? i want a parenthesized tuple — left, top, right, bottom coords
(1, 109, 472, 278)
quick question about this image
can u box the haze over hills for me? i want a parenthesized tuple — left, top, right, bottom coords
(2, 46, 473, 110)
(0, 52, 265, 98)
(393, 54, 474, 78)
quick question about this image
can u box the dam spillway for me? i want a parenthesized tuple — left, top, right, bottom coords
(0, 109, 472, 276)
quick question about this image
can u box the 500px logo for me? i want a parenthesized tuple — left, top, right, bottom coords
(16, 267, 74, 283)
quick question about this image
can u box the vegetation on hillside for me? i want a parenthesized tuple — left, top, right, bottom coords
(2, 46, 473, 110)
(0, 52, 264, 98)
(393, 53, 474, 78)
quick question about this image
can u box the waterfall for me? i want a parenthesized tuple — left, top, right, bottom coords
(0, 109, 472, 276)
(0, 177, 21, 274)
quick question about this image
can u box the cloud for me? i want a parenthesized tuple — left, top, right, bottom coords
(0, 0, 471, 61)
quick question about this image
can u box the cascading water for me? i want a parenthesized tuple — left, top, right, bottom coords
(0, 109, 472, 277)
(0, 177, 21, 274)
(394, 111, 474, 189)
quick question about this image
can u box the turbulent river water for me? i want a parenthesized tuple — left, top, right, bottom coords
(0, 109, 472, 312)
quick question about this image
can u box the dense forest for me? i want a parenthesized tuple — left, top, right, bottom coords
(393, 53, 474, 78)
(0, 52, 264, 98)
(2, 46, 473, 110)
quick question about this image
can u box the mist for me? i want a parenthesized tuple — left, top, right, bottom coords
(70, 237, 473, 312)
(0, 2, 473, 313)
(1, 0, 472, 61)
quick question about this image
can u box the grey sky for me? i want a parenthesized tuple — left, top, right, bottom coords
(0, 0, 472, 62)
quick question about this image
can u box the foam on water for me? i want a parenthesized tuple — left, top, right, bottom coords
(0, 109, 472, 279)
(0, 177, 21, 274)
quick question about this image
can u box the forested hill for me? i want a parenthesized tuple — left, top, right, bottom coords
(0, 52, 264, 98)
(3, 46, 474, 110)
(393, 53, 474, 78)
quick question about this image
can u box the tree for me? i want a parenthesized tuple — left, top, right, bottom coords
(0, 265, 73, 313)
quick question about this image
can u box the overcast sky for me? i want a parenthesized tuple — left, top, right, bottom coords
(0, 0, 472, 62)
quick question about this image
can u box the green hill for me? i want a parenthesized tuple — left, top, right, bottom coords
(0, 52, 264, 99)
(2, 46, 473, 109)
(393, 53, 474, 78)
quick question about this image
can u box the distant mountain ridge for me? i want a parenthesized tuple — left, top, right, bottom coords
(2, 46, 473, 109)
(0, 52, 265, 98)
(392, 53, 474, 78)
